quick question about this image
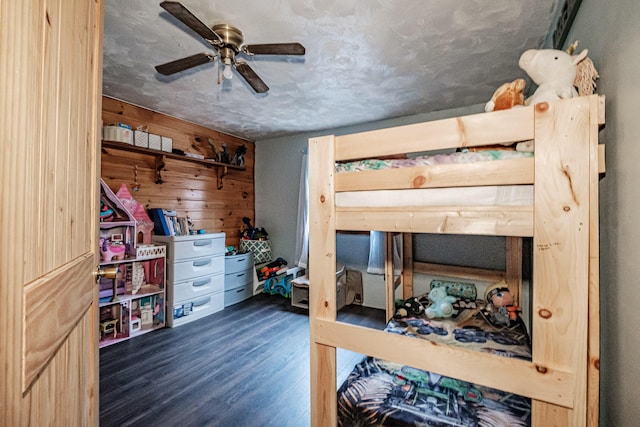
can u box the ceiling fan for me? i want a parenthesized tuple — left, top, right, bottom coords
(155, 1, 306, 93)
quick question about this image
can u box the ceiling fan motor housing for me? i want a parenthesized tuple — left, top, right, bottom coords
(211, 24, 244, 51)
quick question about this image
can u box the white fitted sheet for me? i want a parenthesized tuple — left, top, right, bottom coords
(336, 185, 533, 208)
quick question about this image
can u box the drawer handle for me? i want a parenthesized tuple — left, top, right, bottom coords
(192, 296, 211, 307)
(193, 239, 212, 247)
(192, 259, 212, 267)
(192, 278, 211, 287)
(236, 288, 244, 294)
(235, 273, 246, 279)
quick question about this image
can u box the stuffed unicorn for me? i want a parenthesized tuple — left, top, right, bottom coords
(518, 45, 589, 106)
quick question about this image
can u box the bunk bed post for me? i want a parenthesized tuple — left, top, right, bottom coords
(587, 95, 602, 427)
(505, 237, 523, 306)
(384, 232, 395, 319)
(531, 97, 593, 426)
(402, 233, 413, 299)
(308, 135, 338, 427)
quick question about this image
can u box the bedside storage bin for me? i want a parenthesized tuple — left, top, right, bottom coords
(239, 240, 272, 264)
(225, 283, 253, 307)
(134, 130, 149, 148)
(148, 133, 162, 150)
(225, 253, 254, 274)
(170, 294, 224, 327)
(170, 255, 224, 283)
(161, 136, 173, 153)
(224, 252, 254, 307)
(103, 125, 133, 144)
(153, 233, 226, 327)
(155, 233, 225, 261)
(171, 274, 224, 304)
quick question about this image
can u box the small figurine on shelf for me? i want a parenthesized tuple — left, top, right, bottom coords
(231, 145, 246, 167)
(207, 138, 223, 162)
(220, 143, 231, 164)
(485, 282, 519, 326)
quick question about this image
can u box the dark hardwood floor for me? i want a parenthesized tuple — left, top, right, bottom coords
(100, 293, 386, 427)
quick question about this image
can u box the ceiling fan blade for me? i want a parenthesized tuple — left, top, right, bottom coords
(155, 53, 215, 75)
(235, 62, 269, 93)
(244, 43, 305, 56)
(160, 1, 222, 43)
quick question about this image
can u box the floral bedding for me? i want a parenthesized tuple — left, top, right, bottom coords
(335, 150, 533, 173)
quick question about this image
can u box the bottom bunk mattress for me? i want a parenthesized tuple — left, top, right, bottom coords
(337, 289, 532, 427)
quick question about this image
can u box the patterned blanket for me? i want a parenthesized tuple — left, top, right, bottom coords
(335, 150, 533, 173)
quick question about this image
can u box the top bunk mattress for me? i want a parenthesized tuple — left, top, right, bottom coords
(335, 149, 534, 208)
(335, 149, 533, 173)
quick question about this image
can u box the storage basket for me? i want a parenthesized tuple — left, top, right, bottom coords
(240, 239, 272, 264)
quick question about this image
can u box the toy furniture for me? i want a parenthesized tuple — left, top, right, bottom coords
(98, 181, 167, 348)
(100, 319, 119, 339)
(308, 96, 605, 426)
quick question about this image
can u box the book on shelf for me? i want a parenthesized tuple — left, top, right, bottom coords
(148, 208, 170, 236)
(148, 209, 190, 236)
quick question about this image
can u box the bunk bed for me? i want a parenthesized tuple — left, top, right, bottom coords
(308, 95, 604, 427)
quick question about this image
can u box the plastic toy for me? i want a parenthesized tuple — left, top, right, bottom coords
(99, 236, 126, 262)
(484, 78, 526, 112)
(259, 257, 288, 281)
(100, 199, 114, 221)
(425, 287, 457, 319)
(240, 216, 269, 240)
(395, 296, 425, 318)
(485, 282, 519, 326)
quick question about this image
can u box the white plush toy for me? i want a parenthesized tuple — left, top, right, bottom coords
(518, 46, 589, 106)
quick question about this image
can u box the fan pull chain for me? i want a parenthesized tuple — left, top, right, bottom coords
(132, 164, 140, 191)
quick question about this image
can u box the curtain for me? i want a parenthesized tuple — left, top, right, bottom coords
(294, 154, 309, 268)
(367, 231, 402, 275)
(295, 153, 398, 274)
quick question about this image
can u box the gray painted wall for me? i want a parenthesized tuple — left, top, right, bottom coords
(566, 0, 640, 424)
(254, 104, 486, 308)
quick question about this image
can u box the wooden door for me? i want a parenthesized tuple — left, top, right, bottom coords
(0, 0, 104, 425)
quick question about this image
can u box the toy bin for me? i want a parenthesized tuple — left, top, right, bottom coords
(240, 239, 272, 264)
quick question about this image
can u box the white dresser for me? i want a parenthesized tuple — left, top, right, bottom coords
(153, 233, 225, 327)
(224, 252, 254, 307)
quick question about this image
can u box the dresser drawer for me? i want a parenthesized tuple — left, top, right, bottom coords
(224, 283, 253, 307)
(225, 252, 253, 274)
(171, 274, 224, 304)
(224, 269, 252, 290)
(169, 292, 224, 327)
(169, 255, 224, 282)
(153, 233, 225, 261)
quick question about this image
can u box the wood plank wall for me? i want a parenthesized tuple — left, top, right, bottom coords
(101, 96, 254, 248)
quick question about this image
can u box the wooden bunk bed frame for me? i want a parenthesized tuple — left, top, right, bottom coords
(308, 95, 604, 427)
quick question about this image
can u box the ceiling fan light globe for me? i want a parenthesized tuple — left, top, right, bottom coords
(222, 64, 233, 80)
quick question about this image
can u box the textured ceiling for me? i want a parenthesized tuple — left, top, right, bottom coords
(103, 0, 560, 141)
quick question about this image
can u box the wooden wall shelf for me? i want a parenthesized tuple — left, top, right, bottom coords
(101, 140, 244, 188)
(102, 140, 245, 170)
